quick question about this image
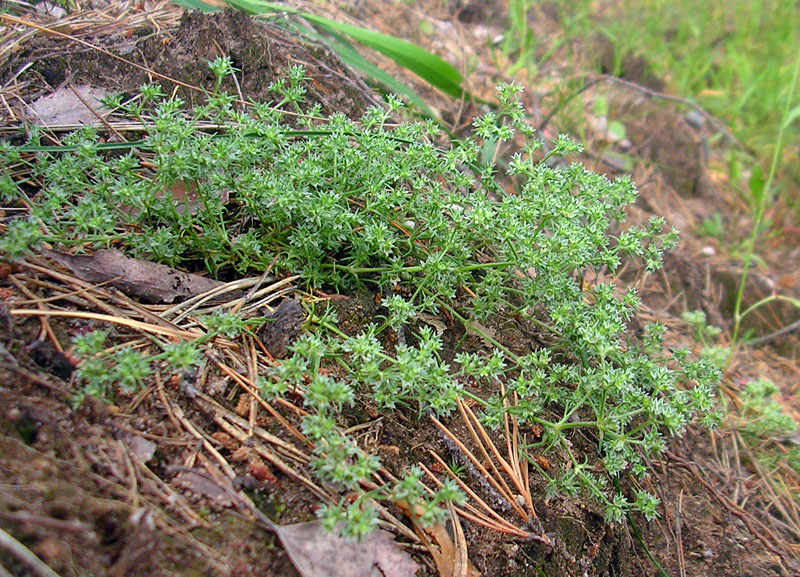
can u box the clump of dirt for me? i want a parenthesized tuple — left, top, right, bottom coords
(592, 34, 666, 91)
(0, 8, 378, 122)
(612, 95, 709, 197)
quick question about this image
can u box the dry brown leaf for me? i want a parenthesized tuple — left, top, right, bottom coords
(121, 180, 229, 218)
(464, 318, 497, 347)
(397, 501, 481, 577)
(42, 248, 228, 303)
(258, 298, 305, 359)
(172, 471, 234, 507)
(125, 434, 157, 463)
(276, 521, 419, 577)
(167, 180, 229, 216)
(28, 85, 109, 126)
(416, 312, 448, 335)
(417, 520, 480, 577)
(187, 470, 418, 577)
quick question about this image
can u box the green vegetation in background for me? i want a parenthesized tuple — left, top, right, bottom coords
(500, 0, 587, 78)
(731, 48, 800, 343)
(501, 0, 800, 345)
(0, 60, 720, 535)
(553, 0, 800, 201)
(737, 379, 800, 477)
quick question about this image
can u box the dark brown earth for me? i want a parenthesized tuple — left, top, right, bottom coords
(1, 3, 799, 577)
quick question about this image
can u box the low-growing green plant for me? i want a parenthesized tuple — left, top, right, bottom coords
(680, 309, 730, 370)
(69, 330, 209, 407)
(736, 379, 800, 476)
(740, 379, 796, 439)
(1, 61, 720, 531)
(66, 307, 251, 406)
(70, 330, 152, 405)
(699, 211, 725, 241)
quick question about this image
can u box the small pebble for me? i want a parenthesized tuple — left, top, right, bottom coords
(685, 110, 705, 129)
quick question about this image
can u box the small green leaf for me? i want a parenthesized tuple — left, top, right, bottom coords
(782, 103, 800, 129)
(607, 120, 627, 142)
(418, 19, 434, 37)
(748, 164, 765, 205)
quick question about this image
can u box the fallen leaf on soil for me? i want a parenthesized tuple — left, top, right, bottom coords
(168, 179, 230, 215)
(28, 85, 109, 126)
(257, 298, 305, 359)
(173, 471, 234, 507)
(125, 435, 157, 463)
(397, 501, 480, 577)
(416, 312, 447, 335)
(122, 180, 230, 218)
(42, 248, 227, 304)
(275, 521, 419, 577)
(166, 466, 417, 577)
(464, 318, 497, 348)
(35, 1, 67, 19)
(416, 518, 480, 577)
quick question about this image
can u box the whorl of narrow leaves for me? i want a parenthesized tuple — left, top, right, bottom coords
(0, 63, 719, 530)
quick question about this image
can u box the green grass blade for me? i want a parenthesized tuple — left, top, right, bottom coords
(783, 103, 800, 130)
(171, 0, 224, 10)
(172, 0, 473, 102)
(302, 25, 437, 117)
(299, 14, 465, 99)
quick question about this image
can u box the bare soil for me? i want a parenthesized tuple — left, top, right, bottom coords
(1, 3, 799, 577)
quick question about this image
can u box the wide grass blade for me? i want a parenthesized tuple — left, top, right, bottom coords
(172, 0, 473, 104)
(299, 24, 437, 117)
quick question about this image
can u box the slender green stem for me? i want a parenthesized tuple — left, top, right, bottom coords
(330, 259, 516, 276)
(738, 294, 800, 325)
(557, 420, 599, 431)
(439, 301, 521, 363)
(732, 48, 800, 343)
(330, 263, 424, 275)
(517, 309, 563, 337)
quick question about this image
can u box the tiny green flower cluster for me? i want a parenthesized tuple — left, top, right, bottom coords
(67, 311, 244, 406)
(71, 330, 151, 403)
(736, 379, 800, 474)
(1, 58, 720, 531)
(261, 324, 466, 538)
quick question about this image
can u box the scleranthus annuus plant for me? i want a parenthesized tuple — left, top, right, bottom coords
(0, 59, 720, 532)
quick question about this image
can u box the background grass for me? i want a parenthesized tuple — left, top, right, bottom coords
(493, 0, 800, 500)
(513, 0, 800, 214)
